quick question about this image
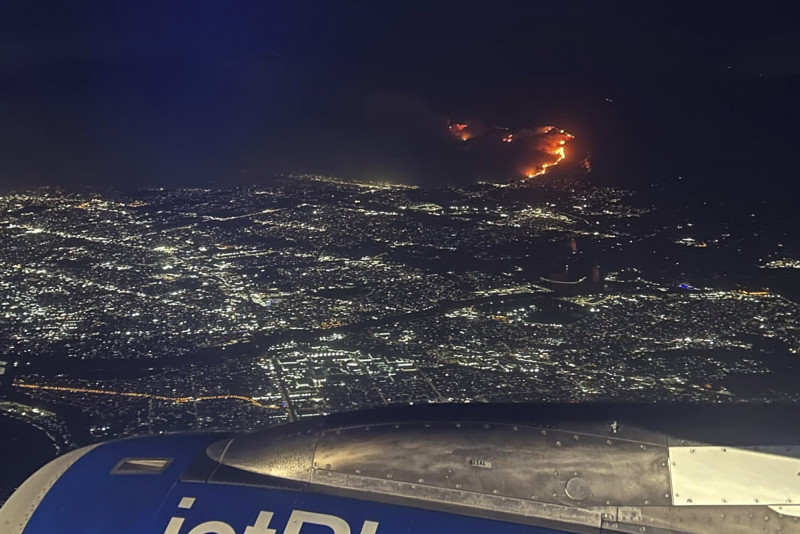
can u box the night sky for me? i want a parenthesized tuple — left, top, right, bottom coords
(0, 1, 798, 200)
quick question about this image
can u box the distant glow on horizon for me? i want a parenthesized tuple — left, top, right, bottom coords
(447, 120, 575, 179)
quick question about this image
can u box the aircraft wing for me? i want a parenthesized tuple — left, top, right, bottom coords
(2, 404, 800, 533)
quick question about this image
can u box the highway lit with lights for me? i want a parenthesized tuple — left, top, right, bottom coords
(13, 382, 276, 409)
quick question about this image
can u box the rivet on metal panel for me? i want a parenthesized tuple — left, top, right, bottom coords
(661, 461, 667, 467)
(364, 427, 370, 431)
(749, 513, 755, 518)
(644, 500, 649, 505)
(755, 498, 760, 503)
(455, 483, 462, 489)
(325, 463, 331, 469)
(484, 424, 490, 429)
(492, 489, 498, 494)
(418, 478, 424, 483)
(394, 424, 399, 429)
(424, 423, 430, 428)
(720, 514, 726, 519)
(386, 473, 392, 479)
(722, 448, 727, 452)
(573, 435, 579, 441)
(687, 499, 693, 503)
(555, 440, 562, 447)
(456, 423, 461, 428)
(606, 439, 613, 445)
(541, 430, 547, 436)
(639, 527, 645, 532)
(640, 445, 647, 450)
(764, 516, 770, 521)
(690, 448, 695, 453)
(314, 461, 318, 467)
(531, 495, 537, 500)
(513, 426, 518, 431)
(722, 498, 727, 503)
(355, 469, 361, 474)
(554, 471, 559, 477)
(664, 493, 670, 499)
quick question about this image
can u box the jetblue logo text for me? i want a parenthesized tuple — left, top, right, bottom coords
(164, 497, 379, 534)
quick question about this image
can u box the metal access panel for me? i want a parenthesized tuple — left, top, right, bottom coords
(669, 446, 800, 506)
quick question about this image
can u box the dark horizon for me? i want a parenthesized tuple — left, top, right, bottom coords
(0, 1, 798, 203)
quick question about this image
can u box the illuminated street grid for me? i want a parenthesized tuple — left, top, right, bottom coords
(0, 175, 798, 443)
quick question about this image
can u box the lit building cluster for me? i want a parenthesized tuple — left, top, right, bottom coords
(0, 175, 798, 448)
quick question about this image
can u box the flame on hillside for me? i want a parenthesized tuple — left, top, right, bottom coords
(447, 120, 574, 179)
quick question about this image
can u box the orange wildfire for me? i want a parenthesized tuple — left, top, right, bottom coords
(522, 126, 574, 178)
(448, 122, 473, 141)
(447, 120, 574, 179)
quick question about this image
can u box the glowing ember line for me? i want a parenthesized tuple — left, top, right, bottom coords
(447, 119, 574, 179)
